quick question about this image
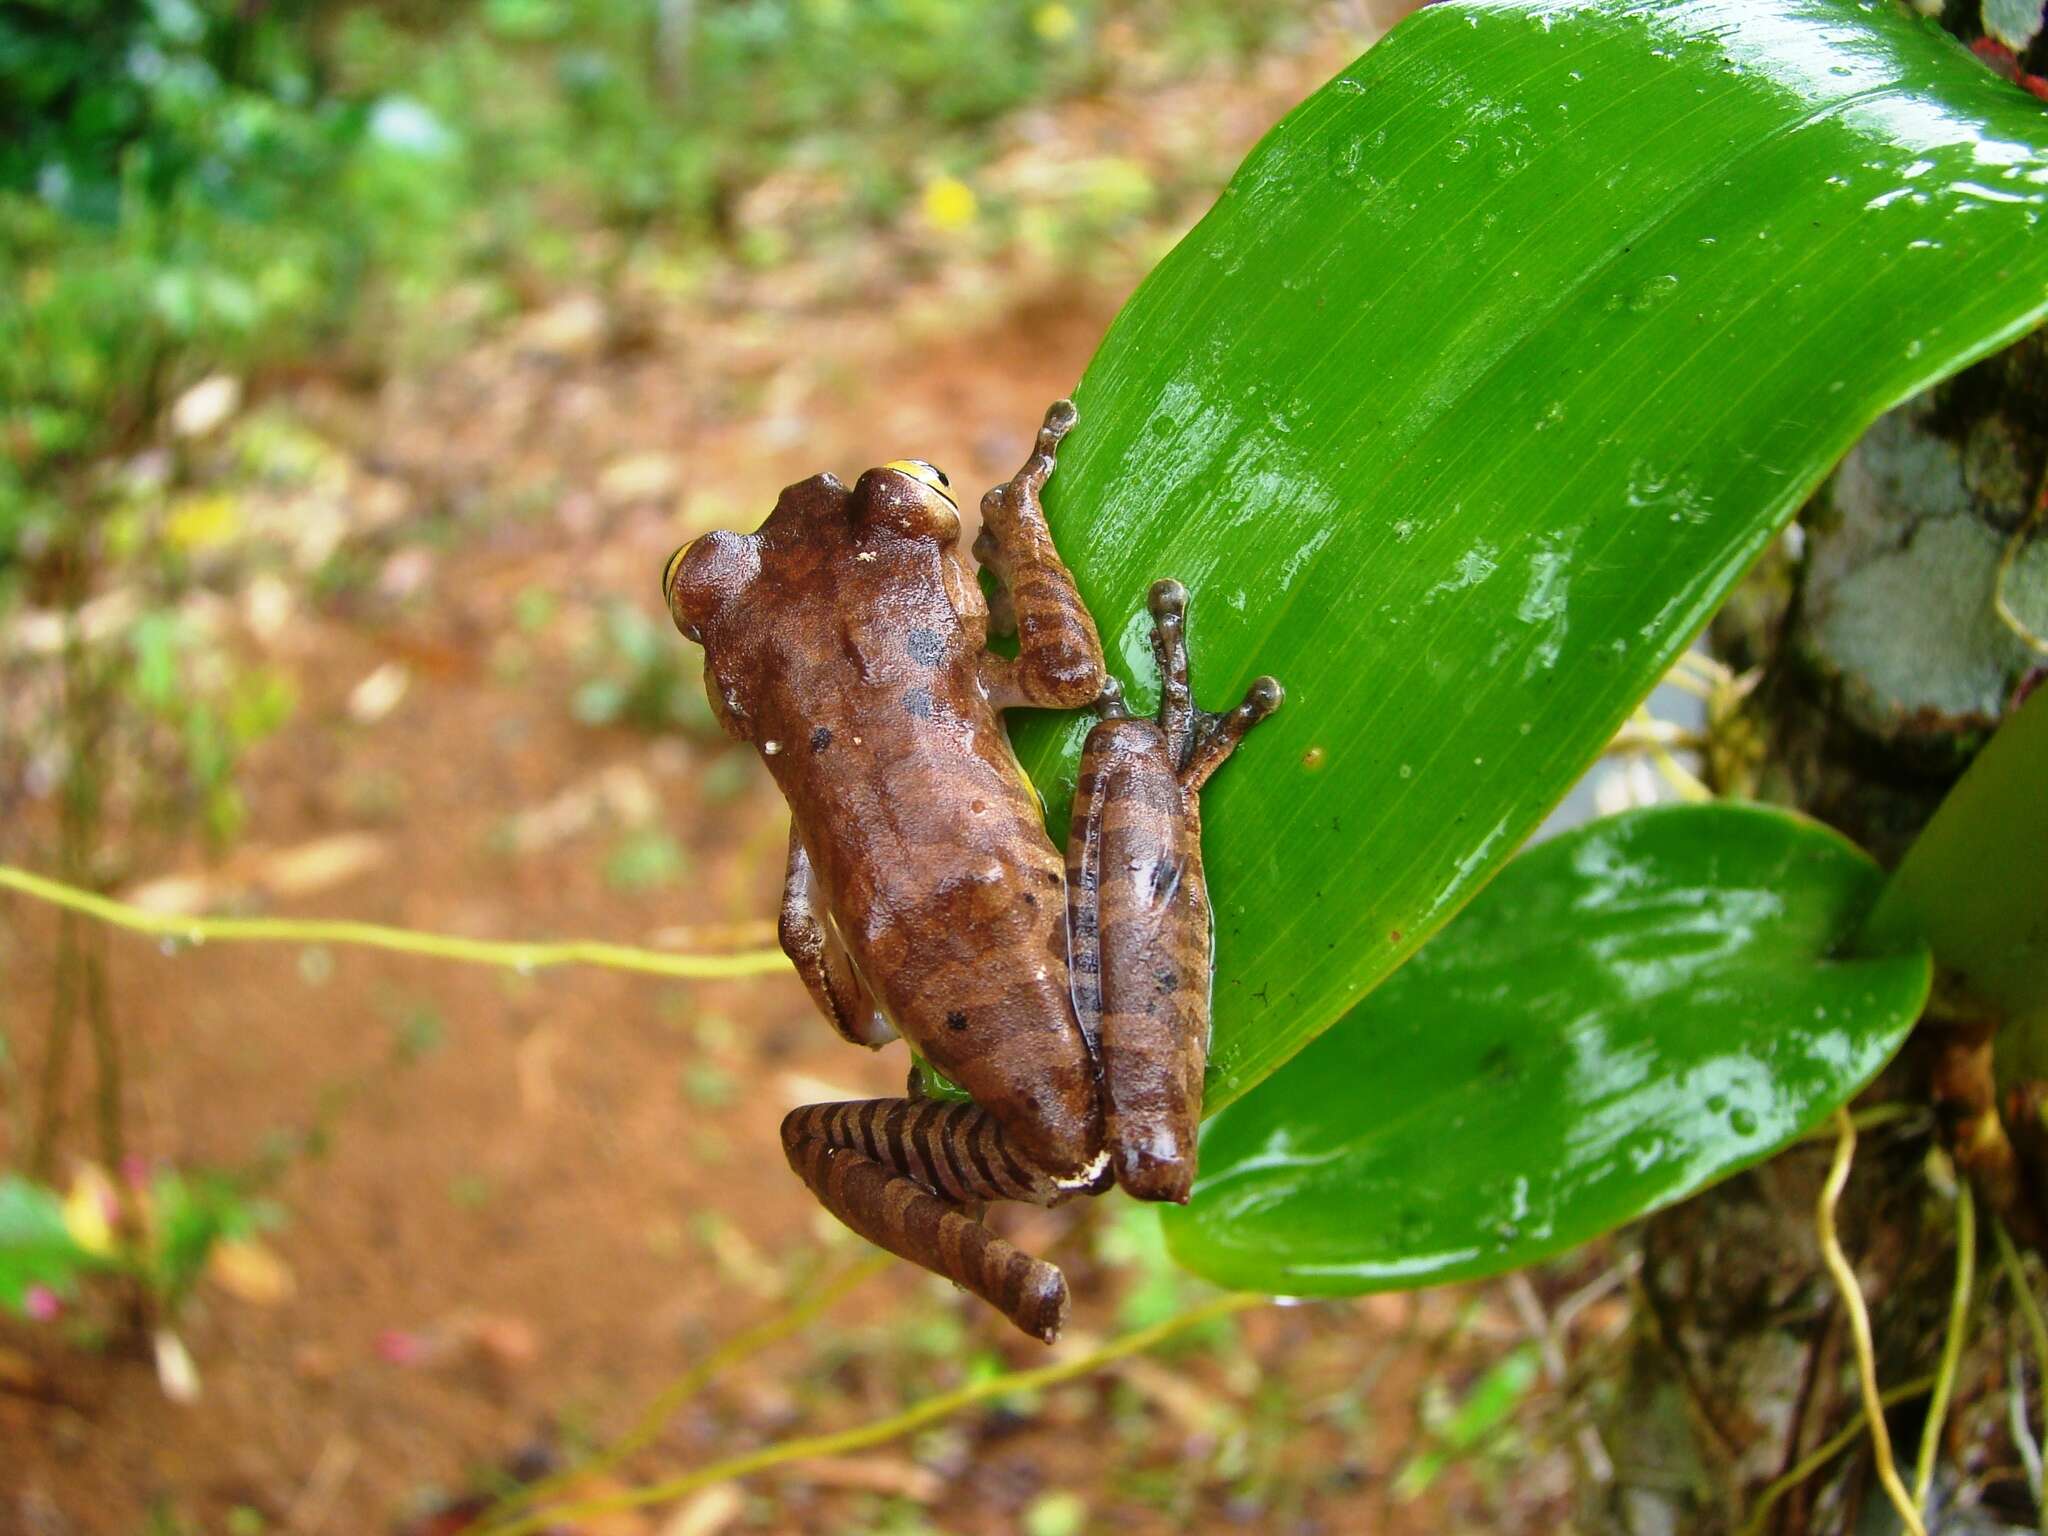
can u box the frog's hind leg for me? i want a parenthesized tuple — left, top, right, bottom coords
(974, 400, 1108, 710)
(779, 828, 894, 1048)
(1067, 714, 1208, 1203)
(781, 1098, 1074, 1342)
(1067, 584, 1282, 1203)
(1144, 578, 1283, 789)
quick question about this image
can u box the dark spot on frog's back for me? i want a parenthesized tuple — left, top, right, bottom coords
(946, 1011, 969, 1031)
(906, 627, 944, 666)
(810, 726, 832, 753)
(904, 685, 934, 719)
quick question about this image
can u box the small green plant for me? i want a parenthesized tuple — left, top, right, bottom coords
(124, 610, 297, 850)
(573, 601, 716, 736)
(0, 1162, 284, 1394)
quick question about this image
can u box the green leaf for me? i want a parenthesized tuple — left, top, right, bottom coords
(1159, 805, 1931, 1294)
(0, 1174, 96, 1314)
(1864, 682, 2048, 1022)
(1395, 1343, 1541, 1499)
(1019, 0, 2048, 1115)
(149, 1170, 265, 1308)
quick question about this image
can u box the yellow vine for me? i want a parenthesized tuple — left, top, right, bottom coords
(1734, 1374, 1937, 1536)
(1913, 1178, 1975, 1506)
(482, 1252, 892, 1527)
(1816, 1107, 1926, 1536)
(478, 1291, 1262, 1536)
(0, 864, 791, 980)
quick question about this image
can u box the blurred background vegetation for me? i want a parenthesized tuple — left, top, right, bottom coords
(2, 0, 1320, 572)
(0, 0, 1343, 870)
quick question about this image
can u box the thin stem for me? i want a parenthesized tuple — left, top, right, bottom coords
(1993, 1217, 2048, 1535)
(1913, 1178, 1975, 1506)
(29, 911, 80, 1179)
(1735, 1374, 1939, 1536)
(1795, 1101, 1925, 1143)
(1992, 471, 2047, 656)
(483, 1251, 891, 1525)
(1629, 707, 1712, 803)
(0, 864, 790, 982)
(84, 920, 123, 1174)
(0, 987, 20, 1154)
(1815, 1107, 1926, 1536)
(1672, 649, 1734, 687)
(481, 1292, 1262, 1536)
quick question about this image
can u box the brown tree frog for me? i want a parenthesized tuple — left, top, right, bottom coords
(664, 401, 1280, 1341)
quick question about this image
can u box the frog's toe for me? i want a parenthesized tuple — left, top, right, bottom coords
(1112, 1134, 1196, 1206)
(1041, 398, 1079, 440)
(1146, 578, 1188, 622)
(1243, 675, 1285, 717)
(1016, 1262, 1071, 1345)
(1091, 675, 1131, 721)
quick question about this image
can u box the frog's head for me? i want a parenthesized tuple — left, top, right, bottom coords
(852, 458, 961, 544)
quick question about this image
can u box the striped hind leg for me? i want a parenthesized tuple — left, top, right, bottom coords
(1066, 581, 1283, 1203)
(781, 1098, 1080, 1343)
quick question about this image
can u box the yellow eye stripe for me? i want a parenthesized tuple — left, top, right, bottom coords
(884, 459, 958, 507)
(661, 540, 693, 604)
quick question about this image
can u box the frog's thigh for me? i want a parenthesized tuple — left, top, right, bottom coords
(778, 828, 894, 1048)
(782, 1098, 1070, 1342)
(1070, 717, 1210, 1204)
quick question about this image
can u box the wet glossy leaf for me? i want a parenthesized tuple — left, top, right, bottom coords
(1017, 0, 2048, 1114)
(1158, 805, 1932, 1294)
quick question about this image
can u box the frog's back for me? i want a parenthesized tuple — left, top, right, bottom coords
(668, 467, 1101, 1171)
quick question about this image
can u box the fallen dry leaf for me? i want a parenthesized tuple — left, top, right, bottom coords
(659, 1484, 744, 1536)
(348, 662, 412, 724)
(515, 293, 610, 360)
(209, 1237, 297, 1307)
(786, 1455, 944, 1502)
(599, 452, 682, 508)
(257, 833, 390, 898)
(515, 1027, 561, 1116)
(154, 1329, 202, 1405)
(170, 374, 242, 439)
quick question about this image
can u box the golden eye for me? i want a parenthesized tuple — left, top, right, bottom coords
(884, 458, 958, 507)
(661, 541, 693, 605)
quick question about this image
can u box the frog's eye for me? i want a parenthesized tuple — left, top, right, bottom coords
(661, 540, 694, 606)
(883, 459, 957, 508)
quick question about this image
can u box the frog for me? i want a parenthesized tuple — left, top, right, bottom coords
(663, 400, 1280, 1342)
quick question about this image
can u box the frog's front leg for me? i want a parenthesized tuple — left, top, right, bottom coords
(1067, 580, 1281, 1203)
(974, 400, 1108, 710)
(778, 829, 894, 1048)
(781, 1097, 1078, 1341)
